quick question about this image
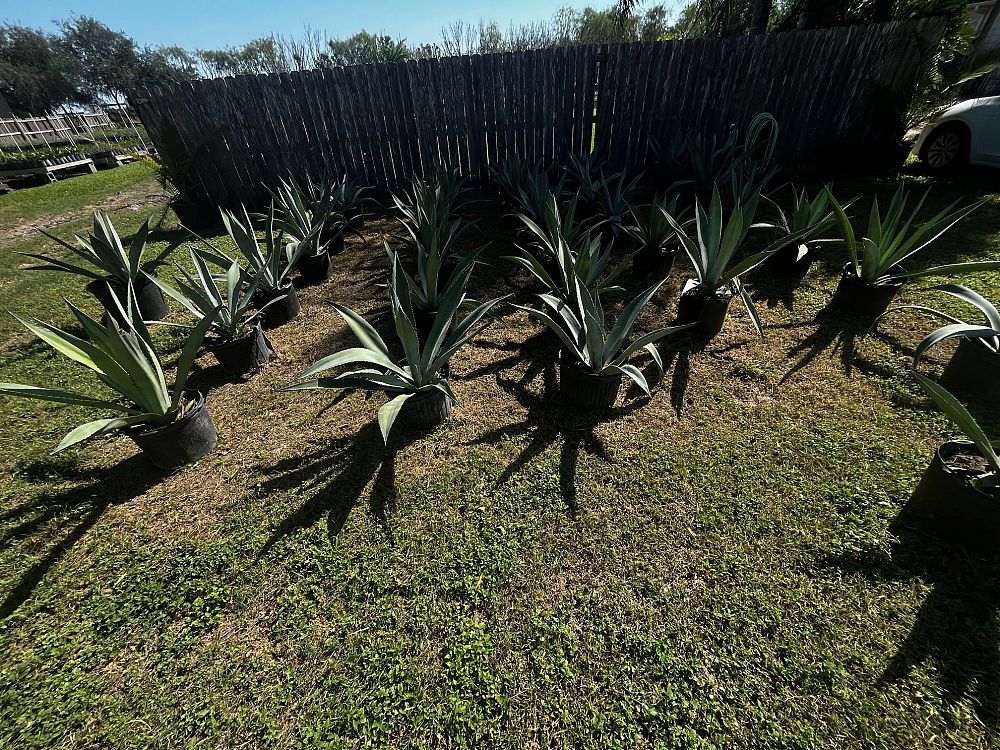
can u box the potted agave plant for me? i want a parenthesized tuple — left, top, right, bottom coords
(507, 216, 626, 305)
(664, 186, 812, 340)
(285, 256, 505, 441)
(827, 186, 995, 317)
(332, 175, 372, 231)
(385, 240, 480, 344)
(0, 291, 219, 470)
(762, 186, 840, 277)
(627, 194, 683, 280)
(149, 120, 225, 230)
(873, 284, 1000, 402)
(594, 171, 641, 244)
(907, 373, 1000, 549)
(201, 207, 305, 330)
(266, 177, 332, 285)
(22, 212, 176, 324)
(518, 275, 690, 411)
(148, 247, 278, 376)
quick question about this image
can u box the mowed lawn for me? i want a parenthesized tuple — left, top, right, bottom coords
(1, 164, 999, 749)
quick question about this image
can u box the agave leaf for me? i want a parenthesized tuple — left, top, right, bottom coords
(617, 362, 651, 395)
(913, 323, 1000, 363)
(54, 415, 148, 453)
(915, 372, 1000, 473)
(735, 279, 764, 337)
(329, 302, 392, 359)
(170, 306, 221, 410)
(299, 347, 409, 380)
(887, 260, 1000, 283)
(930, 284, 1000, 331)
(378, 393, 412, 443)
(0, 383, 135, 412)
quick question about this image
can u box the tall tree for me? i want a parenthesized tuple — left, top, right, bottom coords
(0, 25, 84, 114)
(59, 16, 140, 104)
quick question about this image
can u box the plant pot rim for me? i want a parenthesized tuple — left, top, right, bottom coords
(681, 278, 734, 300)
(936, 439, 998, 495)
(558, 351, 620, 380)
(86, 275, 145, 292)
(839, 262, 905, 288)
(129, 390, 206, 438)
(205, 322, 263, 351)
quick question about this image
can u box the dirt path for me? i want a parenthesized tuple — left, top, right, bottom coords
(0, 180, 168, 249)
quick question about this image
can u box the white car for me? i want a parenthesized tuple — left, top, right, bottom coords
(911, 96, 1000, 171)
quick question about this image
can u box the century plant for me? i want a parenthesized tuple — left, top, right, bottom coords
(518, 275, 690, 394)
(915, 373, 999, 489)
(385, 241, 480, 314)
(507, 214, 626, 302)
(625, 194, 682, 251)
(566, 153, 613, 205)
(266, 176, 335, 256)
(663, 185, 813, 335)
(284, 255, 506, 441)
(764, 185, 837, 243)
(595, 172, 641, 237)
(329, 175, 371, 220)
(0, 290, 218, 452)
(872, 284, 1000, 363)
(146, 247, 281, 340)
(516, 193, 592, 259)
(490, 154, 539, 204)
(200, 206, 303, 294)
(394, 170, 467, 240)
(827, 185, 996, 285)
(21, 212, 176, 286)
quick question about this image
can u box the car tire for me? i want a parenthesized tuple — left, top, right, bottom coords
(920, 124, 970, 172)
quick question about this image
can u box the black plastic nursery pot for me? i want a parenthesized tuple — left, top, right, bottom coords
(675, 282, 734, 341)
(940, 337, 1000, 402)
(170, 199, 218, 231)
(907, 440, 1000, 551)
(128, 390, 218, 471)
(831, 263, 904, 317)
(297, 249, 332, 285)
(401, 387, 453, 430)
(87, 276, 169, 324)
(631, 245, 677, 280)
(322, 226, 346, 256)
(558, 354, 622, 412)
(346, 208, 365, 231)
(765, 242, 814, 278)
(259, 281, 301, 329)
(206, 323, 275, 376)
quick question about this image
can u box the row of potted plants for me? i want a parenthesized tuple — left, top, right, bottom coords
(0, 139, 997, 547)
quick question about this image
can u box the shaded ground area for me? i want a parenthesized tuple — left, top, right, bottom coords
(0, 165, 999, 748)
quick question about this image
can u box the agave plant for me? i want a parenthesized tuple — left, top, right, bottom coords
(385, 241, 480, 316)
(266, 176, 335, 257)
(764, 186, 837, 242)
(915, 372, 999, 490)
(565, 153, 613, 206)
(595, 172, 641, 239)
(626, 194, 682, 252)
(663, 185, 812, 335)
(21, 212, 176, 286)
(490, 154, 540, 204)
(827, 185, 995, 285)
(0, 291, 218, 452)
(146, 247, 281, 340)
(873, 284, 1000, 363)
(147, 120, 227, 204)
(507, 221, 626, 303)
(515, 193, 592, 259)
(285, 256, 506, 441)
(511, 168, 567, 227)
(200, 206, 303, 295)
(517, 275, 690, 393)
(394, 170, 466, 237)
(329, 175, 371, 224)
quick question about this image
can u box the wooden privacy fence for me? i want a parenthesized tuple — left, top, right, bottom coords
(130, 18, 944, 209)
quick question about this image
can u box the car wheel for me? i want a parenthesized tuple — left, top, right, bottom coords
(921, 125, 969, 172)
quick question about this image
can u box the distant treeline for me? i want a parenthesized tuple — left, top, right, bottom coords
(0, 1, 974, 116)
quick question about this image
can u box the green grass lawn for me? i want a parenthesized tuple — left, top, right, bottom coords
(1, 164, 999, 749)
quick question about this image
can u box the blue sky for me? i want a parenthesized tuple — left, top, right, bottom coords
(1, 0, 685, 51)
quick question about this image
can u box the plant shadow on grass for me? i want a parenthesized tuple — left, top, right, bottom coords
(463, 334, 651, 518)
(0, 453, 162, 621)
(818, 505, 1000, 728)
(777, 301, 872, 383)
(255, 407, 421, 555)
